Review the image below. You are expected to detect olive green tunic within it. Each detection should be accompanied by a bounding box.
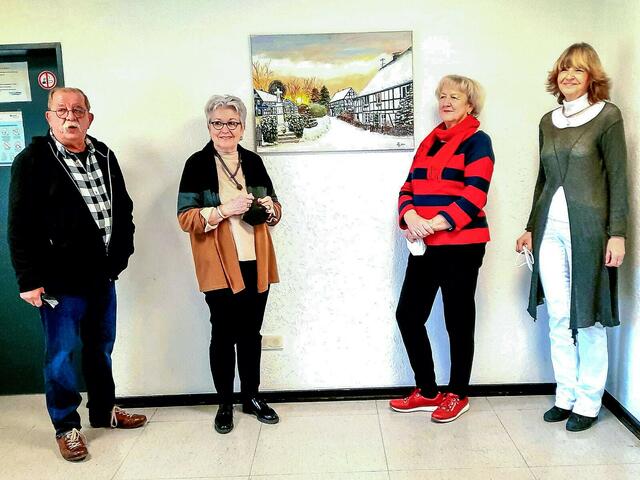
[526,102,628,329]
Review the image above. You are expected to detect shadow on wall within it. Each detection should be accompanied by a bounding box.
[605,36,640,420]
[113,132,213,395]
[388,215,451,386]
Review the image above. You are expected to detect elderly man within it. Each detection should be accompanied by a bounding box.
[8,87,146,462]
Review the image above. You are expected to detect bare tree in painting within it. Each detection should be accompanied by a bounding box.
[284,78,303,103]
[302,77,321,97]
[252,60,274,91]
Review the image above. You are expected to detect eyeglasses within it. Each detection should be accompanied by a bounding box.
[49,107,88,119]
[209,120,241,130]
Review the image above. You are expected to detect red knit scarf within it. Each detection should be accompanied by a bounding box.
[414,115,480,180]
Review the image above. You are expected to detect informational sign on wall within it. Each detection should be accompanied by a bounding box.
[0,62,32,103]
[0,111,26,165]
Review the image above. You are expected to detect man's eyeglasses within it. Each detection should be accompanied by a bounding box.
[49,107,88,119]
[209,120,241,131]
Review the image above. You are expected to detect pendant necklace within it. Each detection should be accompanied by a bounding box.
[562,104,592,127]
[215,152,243,190]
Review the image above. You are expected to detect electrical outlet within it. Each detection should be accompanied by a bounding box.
[262,335,283,350]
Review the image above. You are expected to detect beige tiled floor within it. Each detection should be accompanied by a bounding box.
[1,394,639,480]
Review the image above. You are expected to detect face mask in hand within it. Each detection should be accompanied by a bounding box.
[515,245,534,271]
[406,238,426,256]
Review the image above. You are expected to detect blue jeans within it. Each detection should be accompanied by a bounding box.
[39,282,117,435]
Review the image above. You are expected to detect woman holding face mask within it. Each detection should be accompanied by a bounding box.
[516,43,628,432]
[178,94,281,434]
[391,75,494,423]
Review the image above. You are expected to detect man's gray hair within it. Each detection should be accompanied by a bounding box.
[204,94,247,127]
[48,87,91,110]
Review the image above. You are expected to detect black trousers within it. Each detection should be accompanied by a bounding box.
[204,261,269,404]
[396,243,486,399]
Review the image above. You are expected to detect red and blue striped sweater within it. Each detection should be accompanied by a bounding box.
[398,124,495,245]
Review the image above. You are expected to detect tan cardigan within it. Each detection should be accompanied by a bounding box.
[178,205,280,293]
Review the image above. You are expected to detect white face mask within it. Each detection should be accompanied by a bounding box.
[515,245,534,271]
[406,238,426,256]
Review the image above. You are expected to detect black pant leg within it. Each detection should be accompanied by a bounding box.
[235,261,268,400]
[439,244,486,398]
[395,252,441,397]
[204,289,238,404]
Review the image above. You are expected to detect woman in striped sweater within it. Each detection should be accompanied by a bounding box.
[390,75,495,423]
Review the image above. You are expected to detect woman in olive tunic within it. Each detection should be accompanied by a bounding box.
[516,43,628,432]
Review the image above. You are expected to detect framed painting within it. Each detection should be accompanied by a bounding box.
[251,31,414,153]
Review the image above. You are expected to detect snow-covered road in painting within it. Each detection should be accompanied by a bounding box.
[258,116,414,153]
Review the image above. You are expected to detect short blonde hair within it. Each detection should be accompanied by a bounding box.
[546,43,610,104]
[435,75,485,116]
[47,87,91,110]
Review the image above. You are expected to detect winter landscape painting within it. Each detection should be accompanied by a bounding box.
[251,31,414,153]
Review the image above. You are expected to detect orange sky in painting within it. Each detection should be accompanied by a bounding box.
[251,31,412,97]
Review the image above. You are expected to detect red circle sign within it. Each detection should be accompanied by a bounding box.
[38,71,57,90]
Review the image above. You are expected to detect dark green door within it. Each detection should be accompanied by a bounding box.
[1,43,64,394]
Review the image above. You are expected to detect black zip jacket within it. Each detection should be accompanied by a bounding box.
[8,135,134,294]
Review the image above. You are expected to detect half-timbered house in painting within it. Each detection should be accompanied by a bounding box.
[328,87,357,116]
[253,89,297,118]
[351,47,413,132]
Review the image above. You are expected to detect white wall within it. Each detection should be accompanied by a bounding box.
[595,2,640,421]
[1,0,637,417]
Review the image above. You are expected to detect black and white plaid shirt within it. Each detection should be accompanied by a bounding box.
[50,132,112,246]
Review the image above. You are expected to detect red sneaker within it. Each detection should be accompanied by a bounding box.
[431,393,469,422]
[389,389,445,413]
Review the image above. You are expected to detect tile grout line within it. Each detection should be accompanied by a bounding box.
[107,410,155,480]
[374,399,393,480]
[494,407,532,471]
[248,417,262,478]
[480,393,539,475]
[529,465,542,480]
[375,399,393,480]
[375,398,393,476]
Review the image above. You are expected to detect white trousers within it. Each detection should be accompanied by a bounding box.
[538,217,608,418]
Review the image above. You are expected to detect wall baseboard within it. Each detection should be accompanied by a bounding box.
[602,391,640,440]
[116,383,640,440]
[116,382,556,407]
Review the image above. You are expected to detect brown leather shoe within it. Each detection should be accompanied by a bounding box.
[56,428,88,462]
[109,406,147,429]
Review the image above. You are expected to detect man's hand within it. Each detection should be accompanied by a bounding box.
[20,287,45,307]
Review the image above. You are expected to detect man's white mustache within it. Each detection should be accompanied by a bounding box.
[63,122,82,132]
